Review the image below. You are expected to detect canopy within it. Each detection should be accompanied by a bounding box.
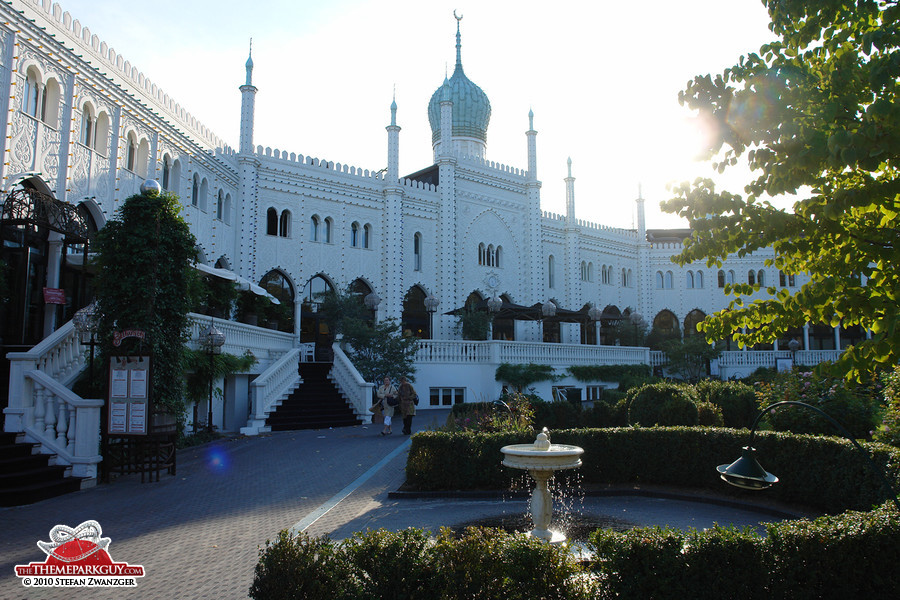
[445,300,623,324]
[193,263,280,304]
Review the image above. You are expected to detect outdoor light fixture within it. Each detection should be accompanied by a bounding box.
[487,296,502,313]
[424,294,440,339]
[199,319,226,433]
[788,337,801,362]
[364,291,381,311]
[588,304,602,322]
[541,299,556,318]
[629,311,643,346]
[73,301,100,394]
[718,400,900,511]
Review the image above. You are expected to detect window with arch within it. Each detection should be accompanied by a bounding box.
[587,261,593,282]
[684,309,707,337]
[548,255,555,289]
[41,77,60,126]
[80,103,95,148]
[581,261,588,281]
[601,265,609,285]
[216,190,225,221]
[324,217,333,243]
[487,244,495,267]
[696,270,703,288]
[162,154,171,190]
[718,270,726,288]
[495,245,502,268]
[95,111,110,155]
[478,243,486,265]
[363,224,371,249]
[757,270,765,286]
[350,222,359,247]
[223,193,232,225]
[266,207,278,236]
[626,269,633,287]
[23,66,40,118]
[748,270,756,285]
[199,178,209,211]
[310,215,319,241]
[125,132,138,172]
[414,232,422,271]
[191,174,200,207]
[727,270,735,285]
[655,271,664,289]
[279,210,291,237]
[687,271,695,289]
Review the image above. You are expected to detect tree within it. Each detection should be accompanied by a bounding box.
[662,1,900,381]
[92,189,198,420]
[455,307,492,340]
[340,317,418,383]
[660,333,721,383]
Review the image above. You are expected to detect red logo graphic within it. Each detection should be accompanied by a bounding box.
[14,520,145,588]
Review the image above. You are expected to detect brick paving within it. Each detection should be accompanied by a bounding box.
[0,407,796,599]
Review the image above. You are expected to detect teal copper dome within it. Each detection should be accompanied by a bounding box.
[427,19,491,144]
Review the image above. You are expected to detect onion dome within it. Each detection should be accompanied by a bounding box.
[427,18,491,146]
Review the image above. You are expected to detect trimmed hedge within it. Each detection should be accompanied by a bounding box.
[406,427,900,514]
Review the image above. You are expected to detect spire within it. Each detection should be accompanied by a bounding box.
[390,85,397,126]
[453,10,464,73]
[528,108,534,131]
[567,156,572,178]
[245,39,254,86]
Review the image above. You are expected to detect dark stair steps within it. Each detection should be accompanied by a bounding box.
[265,363,362,431]
[0,432,83,506]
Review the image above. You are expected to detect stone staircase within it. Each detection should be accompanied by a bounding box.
[265,362,362,431]
[0,431,83,506]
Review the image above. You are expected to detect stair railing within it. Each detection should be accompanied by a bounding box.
[330,343,374,423]
[240,348,301,435]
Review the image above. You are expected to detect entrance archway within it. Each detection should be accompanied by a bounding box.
[300,275,335,356]
[401,286,429,338]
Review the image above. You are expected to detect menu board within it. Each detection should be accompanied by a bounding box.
[107,356,151,435]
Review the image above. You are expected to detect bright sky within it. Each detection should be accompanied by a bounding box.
[54,0,775,229]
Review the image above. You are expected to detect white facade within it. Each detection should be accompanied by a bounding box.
[2,1,853,393]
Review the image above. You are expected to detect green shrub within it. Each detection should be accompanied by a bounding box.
[339,528,437,599]
[532,398,581,430]
[627,382,699,426]
[874,366,900,447]
[696,401,724,426]
[696,379,758,428]
[567,364,653,392]
[446,393,535,434]
[249,531,349,600]
[581,398,627,428]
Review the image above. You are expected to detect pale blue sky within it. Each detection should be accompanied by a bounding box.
[54,0,775,228]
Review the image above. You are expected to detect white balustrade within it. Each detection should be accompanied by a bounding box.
[331,344,374,423]
[187,313,295,368]
[241,348,301,435]
[415,340,649,366]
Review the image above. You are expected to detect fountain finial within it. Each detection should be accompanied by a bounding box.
[534,427,551,451]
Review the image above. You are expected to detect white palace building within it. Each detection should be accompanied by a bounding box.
[0,1,856,485]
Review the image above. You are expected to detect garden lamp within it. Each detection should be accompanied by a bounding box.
[199,319,226,433]
[424,293,440,339]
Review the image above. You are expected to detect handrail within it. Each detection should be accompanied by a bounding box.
[331,344,374,422]
[240,348,301,435]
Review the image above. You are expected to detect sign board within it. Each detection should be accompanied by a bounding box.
[42,288,66,304]
[107,356,151,435]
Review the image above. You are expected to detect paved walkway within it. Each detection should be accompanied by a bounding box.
[1,410,797,599]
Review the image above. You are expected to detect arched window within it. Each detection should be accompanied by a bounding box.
[581,261,588,282]
[696,271,704,288]
[350,222,359,247]
[310,215,319,241]
[626,269,633,287]
[23,67,40,117]
[363,224,371,249]
[41,77,60,126]
[80,103,95,148]
[279,210,291,237]
[687,271,695,289]
[487,244,495,267]
[478,243,486,265]
[199,178,209,212]
[665,271,673,289]
[718,270,726,288]
[136,137,150,177]
[587,261,592,282]
[601,265,608,285]
[548,255,555,289]
[266,208,278,236]
[125,132,138,172]
[779,271,786,287]
[216,190,224,220]
[748,270,756,285]
[161,154,171,190]
[95,111,110,155]
[495,245,502,268]
[727,270,735,285]
[757,270,765,286]
[224,193,232,225]
[414,232,422,271]
[684,309,707,337]
[324,218,333,243]
[655,271,664,289]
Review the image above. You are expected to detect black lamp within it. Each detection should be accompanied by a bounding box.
[718,400,900,511]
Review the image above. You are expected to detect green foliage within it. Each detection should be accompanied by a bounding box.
[407,426,900,514]
[567,364,653,391]
[316,286,372,337]
[874,365,900,447]
[696,379,759,428]
[183,348,257,405]
[696,400,724,426]
[495,363,558,391]
[192,275,239,318]
[92,190,196,421]
[0,258,9,304]
[342,317,417,383]
[445,393,535,434]
[660,333,721,382]
[611,312,649,346]
[755,369,879,438]
[454,307,492,340]
[250,527,596,600]
[662,1,900,381]
[627,382,700,426]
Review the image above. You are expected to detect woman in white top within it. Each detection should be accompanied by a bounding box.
[376,376,398,435]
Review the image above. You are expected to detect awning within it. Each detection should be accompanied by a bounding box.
[193,263,280,304]
[446,300,622,323]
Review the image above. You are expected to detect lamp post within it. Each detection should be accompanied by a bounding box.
[541,299,556,343]
[199,319,226,433]
[487,295,502,340]
[588,303,602,345]
[424,293,440,339]
[73,301,100,394]
[629,311,643,346]
[364,291,381,320]
[788,337,801,364]
[717,400,900,511]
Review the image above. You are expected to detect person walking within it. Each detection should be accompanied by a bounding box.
[376,375,398,435]
[397,376,418,435]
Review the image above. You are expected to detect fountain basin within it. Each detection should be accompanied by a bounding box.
[500,444,583,472]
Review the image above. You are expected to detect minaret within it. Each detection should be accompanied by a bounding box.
[524,110,543,323]
[383,95,404,321]
[563,158,578,338]
[564,157,575,227]
[636,184,651,319]
[436,76,458,339]
[237,42,260,281]
[526,108,538,179]
[239,42,257,155]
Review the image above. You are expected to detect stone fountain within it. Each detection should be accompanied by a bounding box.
[501,428,584,543]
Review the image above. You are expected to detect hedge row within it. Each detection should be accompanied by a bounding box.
[405,427,900,514]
